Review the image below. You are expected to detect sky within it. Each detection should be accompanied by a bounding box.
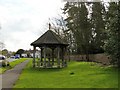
[0,0,65,52]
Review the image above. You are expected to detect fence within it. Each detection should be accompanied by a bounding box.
[65,53,111,65]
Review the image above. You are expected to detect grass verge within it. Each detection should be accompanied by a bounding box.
[14,60,118,88]
[0,58,29,74]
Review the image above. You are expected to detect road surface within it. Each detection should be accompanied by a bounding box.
[1,60,29,89]
[6,58,18,62]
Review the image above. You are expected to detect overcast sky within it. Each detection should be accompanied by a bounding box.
[0,0,65,52]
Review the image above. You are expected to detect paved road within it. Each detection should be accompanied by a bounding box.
[1,60,29,89]
[6,58,18,62]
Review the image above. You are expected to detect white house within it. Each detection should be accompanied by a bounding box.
[30,51,41,58]
[21,53,27,58]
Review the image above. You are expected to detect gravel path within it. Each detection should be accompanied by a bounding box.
[0,60,29,89]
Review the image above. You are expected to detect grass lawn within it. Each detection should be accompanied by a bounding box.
[0,58,29,74]
[14,60,118,88]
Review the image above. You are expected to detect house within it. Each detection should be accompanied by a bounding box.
[21,53,28,58]
[30,50,41,58]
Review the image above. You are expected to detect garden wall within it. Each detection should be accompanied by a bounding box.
[65,53,111,65]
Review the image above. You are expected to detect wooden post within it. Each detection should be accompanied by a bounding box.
[52,48,55,66]
[61,47,64,67]
[57,46,60,68]
[48,54,51,67]
[33,46,36,67]
[40,47,43,66]
[64,47,67,67]
[38,48,41,68]
[44,46,46,68]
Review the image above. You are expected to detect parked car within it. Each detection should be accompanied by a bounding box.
[0,55,10,67]
[15,54,20,59]
[10,56,15,59]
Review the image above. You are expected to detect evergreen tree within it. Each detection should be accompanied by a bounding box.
[90,2,107,54]
[105,2,120,67]
[63,2,91,60]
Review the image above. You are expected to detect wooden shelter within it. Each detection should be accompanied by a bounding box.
[31,29,68,68]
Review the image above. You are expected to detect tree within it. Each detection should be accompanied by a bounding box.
[48,16,74,56]
[89,2,107,54]
[105,2,120,67]
[63,2,92,61]
[0,42,5,51]
[16,49,25,57]
[63,1,107,54]
[63,2,79,54]
[0,42,5,56]
[2,49,8,57]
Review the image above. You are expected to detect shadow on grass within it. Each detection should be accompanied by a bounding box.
[27,66,64,73]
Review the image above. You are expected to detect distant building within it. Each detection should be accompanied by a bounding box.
[21,53,27,58]
[30,50,41,58]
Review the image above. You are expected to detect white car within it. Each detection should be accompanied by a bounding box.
[0,55,9,67]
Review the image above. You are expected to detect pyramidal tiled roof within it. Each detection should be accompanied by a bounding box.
[31,30,68,47]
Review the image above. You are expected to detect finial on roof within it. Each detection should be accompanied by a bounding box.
[49,23,51,30]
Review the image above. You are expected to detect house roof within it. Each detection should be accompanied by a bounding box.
[31,30,68,47]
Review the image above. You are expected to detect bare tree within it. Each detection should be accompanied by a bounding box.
[0,42,5,55]
[0,23,5,55]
